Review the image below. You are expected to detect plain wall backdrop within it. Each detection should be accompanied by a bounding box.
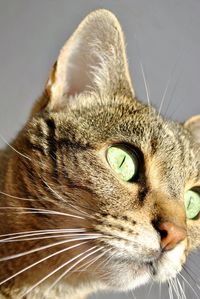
[0,1,200,298]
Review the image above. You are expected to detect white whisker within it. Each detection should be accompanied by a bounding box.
[131,289,137,299]
[0,133,31,161]
[43,180,94,219]
[41,246,103,298]
[159,281,162,299]
[177,277,187,299]
[0,207,85,220]
[158,49,185,118]
[178,272,199,298]
[163,254,199,298]
[0,241,90,286]
[182,265,200,286]
[76,247,111,273]
[0,190,37,201]
[158,78,170,116]
[89,247,114,271]
[147,281,154,297]
[139,61,153,147]
[168,280,174,299]
[140,62,151,107]
[0,236,99,262]
[0,228,86,239]
[1,233,102,243]
[42,180,65,203]
[173,278,181,299]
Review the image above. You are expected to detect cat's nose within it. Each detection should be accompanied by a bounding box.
[158,222,187,251]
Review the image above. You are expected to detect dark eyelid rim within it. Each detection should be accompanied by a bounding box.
[106,142,144,161]
[190,186,200,194]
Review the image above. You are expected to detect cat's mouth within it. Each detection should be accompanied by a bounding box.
[98,240,186,291]
[95,218,187,290]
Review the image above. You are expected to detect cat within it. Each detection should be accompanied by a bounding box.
[0,8,200,299]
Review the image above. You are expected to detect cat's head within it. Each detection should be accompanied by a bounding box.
[15,9,200,291]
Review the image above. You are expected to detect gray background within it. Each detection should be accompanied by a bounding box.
[0,0,200,298]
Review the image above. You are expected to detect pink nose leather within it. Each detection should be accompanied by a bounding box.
[158,222,186,251]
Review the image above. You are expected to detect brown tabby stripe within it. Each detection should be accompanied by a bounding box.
[137,186,149,202]
[45,118,58,180]
[20,160,49,203]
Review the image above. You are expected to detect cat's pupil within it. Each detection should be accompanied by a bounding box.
[118,155,126,168]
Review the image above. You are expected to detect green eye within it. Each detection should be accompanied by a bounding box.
[184,190,200,219]
[106,145,139,182]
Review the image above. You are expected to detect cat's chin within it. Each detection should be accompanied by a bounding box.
[152,241,186,283]
[99,260,151,291]
[101,261,178,292]
[100,242,186,291]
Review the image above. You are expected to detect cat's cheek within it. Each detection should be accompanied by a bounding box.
[154,240,187,282]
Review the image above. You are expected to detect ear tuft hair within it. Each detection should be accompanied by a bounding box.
[43,9,134,111]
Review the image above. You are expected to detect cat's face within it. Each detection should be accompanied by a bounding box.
[15,9,200,292]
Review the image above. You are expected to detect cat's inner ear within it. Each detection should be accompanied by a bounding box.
[184,115,200,144]
[45,9,134,110]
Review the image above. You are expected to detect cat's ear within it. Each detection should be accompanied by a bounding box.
[34,9,134,113]
[184,115,200,144]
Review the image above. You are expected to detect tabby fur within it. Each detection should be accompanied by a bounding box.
[0,9,199,299]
